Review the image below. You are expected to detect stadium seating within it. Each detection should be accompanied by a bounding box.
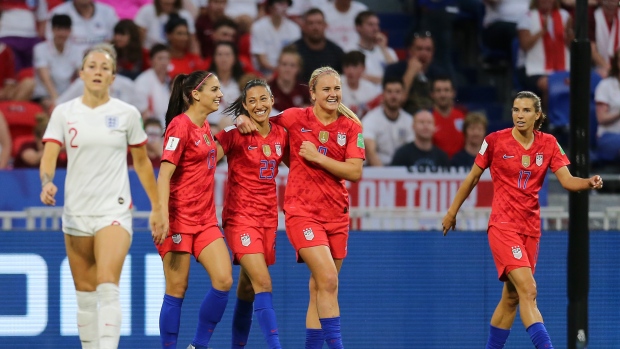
[0,101,42,157]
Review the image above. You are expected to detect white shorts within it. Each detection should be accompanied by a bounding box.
[62,210,133,238]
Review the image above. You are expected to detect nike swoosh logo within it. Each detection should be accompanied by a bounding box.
[248,145,257,150]
[301,128,312,132]
[503,154,514,159]
[67,121,78,125]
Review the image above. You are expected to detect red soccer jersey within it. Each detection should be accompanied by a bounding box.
[475,129,570,237]
[215,123,288,228]
[272,107,366,222]
[432,107,465,158]
[161,114,218,232]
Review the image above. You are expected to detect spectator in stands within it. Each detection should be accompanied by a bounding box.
[482,0,530,61]
[319,0,368,52]
[450,112,488,167]
[202,18,259,76]
[0,111,10,169]
[208,41,244,131]
[165,15,207,79]
[354,11,398,85]
[590,0,620,77]
[250,0,301,78]
[363,77,415,166]
[391,109,449,167]
[341,51,382,118]
[225,0,265,34]
[430,76,465,158]
[13,117,68,169]
[293,8,345,83]
[113,20,149,80]
[384,31,446,115]
[517,0,573,98]
[594,48,620,163]
[0,0,44,72]
[134,0,199,53]
[33,14,82,110]
[287,0,328,23]
[144,118,163,168]
[0,43,34,101]
[269,45,310,112]
[47,0,119,55]
[135,44,171,124]
[195,0,228,57]
[97,0,152,20]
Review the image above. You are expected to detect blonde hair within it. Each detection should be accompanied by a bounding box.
[81,43,118,74]
[308,66,362,128]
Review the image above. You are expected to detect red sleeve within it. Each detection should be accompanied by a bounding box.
[215,126,236,154]
[161,118,187,166]
[345,121,366,160]
[270,108,298,129]
[474,133,494,170]
[549,136,570,172]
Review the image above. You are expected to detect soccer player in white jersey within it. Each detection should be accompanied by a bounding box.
[39,43,164,349]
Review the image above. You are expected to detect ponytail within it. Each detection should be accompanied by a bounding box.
[164,71,215,128]
[338,103,362,128]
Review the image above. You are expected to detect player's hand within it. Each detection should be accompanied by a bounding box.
[150,208,168,245]
[441,212,456,236]
[299,141,322,163]
[236,113,258,134]
[40,182,57,206]
[589,175,603,190]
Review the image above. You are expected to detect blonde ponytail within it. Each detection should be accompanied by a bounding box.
[337,103,362,128]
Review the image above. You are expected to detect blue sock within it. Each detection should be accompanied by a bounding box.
[192,288,229,349]
[231,298,253,348]
[160,294,184,349]
[305,328,324,349]
[526,322,554,349]
[320,317,343,349]
[486,325,511,349]
[254,292,282,349]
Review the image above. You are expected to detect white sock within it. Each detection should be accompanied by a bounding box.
[76,290,99,349]
[97,283,122,349]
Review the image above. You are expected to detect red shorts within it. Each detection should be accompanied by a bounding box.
[488,225,540,281]
[224,224,277,266]
[285,215,349,263]
[156,223,223,260]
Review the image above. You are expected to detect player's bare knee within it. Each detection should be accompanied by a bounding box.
[503,290,520,308]
[166,279,189,298]
[213,274,233,291]
[518,282,538,302]
[251,274,273,293]
[316,272,339,294]
[236,281,255,300]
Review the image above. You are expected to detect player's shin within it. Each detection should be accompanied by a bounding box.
[486,325,511,349]
[76,290,99,349]
[191,287,229,349]
[254,292,282,349]
[160,294,184,348]
[231,298,254,348]
[97,283,122,349]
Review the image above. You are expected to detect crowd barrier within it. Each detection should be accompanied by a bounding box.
[1,230,619,348]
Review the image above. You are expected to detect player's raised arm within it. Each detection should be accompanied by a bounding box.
[442,164,485,236]
[553,166,603,191]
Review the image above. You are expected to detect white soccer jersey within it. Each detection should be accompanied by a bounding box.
[362,106,415,165]
[250,16,301,69]
[43,97,147,215]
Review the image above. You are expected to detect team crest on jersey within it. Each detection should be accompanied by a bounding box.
[319,131,329,144]
[263,144,271,156]
[337,132,346,146]
[172,234,182,244]
[536,153,543,166]
[512,246,523,259]
[203,134,211,145]
[275,143,282,156]
[240,233,251,247]
[303,227,314,241]
[105,115,119,129]
[522,155,531,168]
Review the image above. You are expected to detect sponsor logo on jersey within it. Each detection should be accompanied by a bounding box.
[118,197,124,204]
[275,143,282,156]
[319,131,329,144]
[337,132,346,146]
[195,140,200,146]
[203,134,211,146]
[165,137,180,151]
[172,234,182,244]
[263,144,271,156]
[522,155,530,168]
[248,145,257,150]
[303,228,314,241]
[356,133,364,149]
[479,139,488,155]
[536,153,543,166]
[241,233,251,247]
[512,246,522,259]
[301,128,312,133]
[105,116,119,129]
[557,142,565,155]
[502,154,514,159]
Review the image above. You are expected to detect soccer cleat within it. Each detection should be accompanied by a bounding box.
[186,345,195,349]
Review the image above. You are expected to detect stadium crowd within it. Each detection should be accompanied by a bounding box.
[0,0,619,172]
